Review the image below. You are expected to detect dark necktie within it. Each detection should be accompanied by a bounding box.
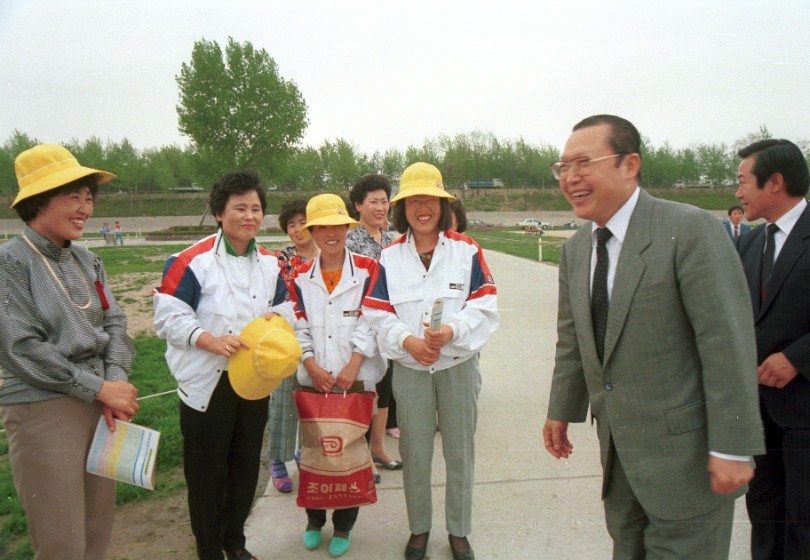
[761,223,779,291]
[592,228,612,363]
[733,225,740,242]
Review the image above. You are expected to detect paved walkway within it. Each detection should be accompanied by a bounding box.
[242,249,753,559]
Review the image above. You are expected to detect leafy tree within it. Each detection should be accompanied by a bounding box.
[282,146,324,191]
[368,148,405,179]
[319,139,367,192]
[733,125,772,155]
[0,130,39,194]
[697,143,734,188]
[176,37,308,184]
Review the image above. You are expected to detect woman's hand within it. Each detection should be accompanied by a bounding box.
[304,357,335,393]
[423,323,453,352]
[335,352,364,391]
[102,404,135,431]
[403,336,440,366]
[196,331,249,358]
[97,380,139,429]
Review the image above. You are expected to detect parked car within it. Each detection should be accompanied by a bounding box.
[467,218,493,228]
[517,218,551,229]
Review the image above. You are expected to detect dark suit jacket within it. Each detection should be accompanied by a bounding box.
[724,221,752,248]
[548,190,764,520]
[738,204,810,427]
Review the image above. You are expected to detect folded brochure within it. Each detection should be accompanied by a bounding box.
[86,416,160,490]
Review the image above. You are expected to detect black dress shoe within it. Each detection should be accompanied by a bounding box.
[449,535,474,560]
[372,453,403,470]
[225,549,258,560]
[404,532,429,560]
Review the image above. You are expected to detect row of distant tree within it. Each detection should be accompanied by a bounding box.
[1,37,807,195]
[5,126,806,196]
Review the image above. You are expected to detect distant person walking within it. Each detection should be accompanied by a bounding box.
[113,221,124,245]
[724,205,751,248]
[100,222,112,245]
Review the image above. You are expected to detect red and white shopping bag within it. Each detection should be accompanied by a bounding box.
[294,389,377,509]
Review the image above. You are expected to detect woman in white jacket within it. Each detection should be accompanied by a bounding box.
[362,163,499,560]
[289,194,385,558]
[154,171,295,560]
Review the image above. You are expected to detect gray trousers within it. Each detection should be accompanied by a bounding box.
[392,356,481,537]
[604,447,734,560]
[0,397,115,560]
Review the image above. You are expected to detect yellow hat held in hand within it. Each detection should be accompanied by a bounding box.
[12,144,116,207]
[301,193,360,236]
[228,316,302,400]
[390,162,456,204]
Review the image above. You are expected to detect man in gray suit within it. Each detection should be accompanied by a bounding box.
[542,115,764,559]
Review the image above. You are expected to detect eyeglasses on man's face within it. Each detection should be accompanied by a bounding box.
[405,196,440,208]
[550,153,626,181]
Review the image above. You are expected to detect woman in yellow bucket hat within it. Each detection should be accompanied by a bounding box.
[0,144,139,560]
[362,162,500,560]
[289,193,386,557]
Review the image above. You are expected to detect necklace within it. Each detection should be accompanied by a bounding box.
[21,233,92,310]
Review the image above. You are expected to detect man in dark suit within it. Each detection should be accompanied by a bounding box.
[724,205,752,248]
[736,139,810,559]
[542,115,764,559]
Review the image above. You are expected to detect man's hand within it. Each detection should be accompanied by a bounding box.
[758,352,799,388]
[543,419,573,459]
[708,455,754,494]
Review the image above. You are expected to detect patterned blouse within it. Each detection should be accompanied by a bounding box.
[276,245,310,283]
[346,226,396,261]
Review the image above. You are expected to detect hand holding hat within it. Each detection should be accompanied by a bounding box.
[228,315,302,400]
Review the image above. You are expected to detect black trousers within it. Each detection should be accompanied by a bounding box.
[306,507,359,533]
[746,400,810,560]
[180,374,269,560]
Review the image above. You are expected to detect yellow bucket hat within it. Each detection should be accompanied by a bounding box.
[302,193,360,236]
[228,316,302,400]
[390,162,456,204]
[12,144,116,208]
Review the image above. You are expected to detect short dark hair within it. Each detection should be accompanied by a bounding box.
[14,178,99,223]
[349,174,391,219]
[727,205,743,216]
[738,139,809,197]
[278,198,308,233]
[391,198,453,234]
[209,170,267,226]
[449,199,468,233]
[573,114,642,181]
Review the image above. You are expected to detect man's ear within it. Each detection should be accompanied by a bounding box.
[622,153,642,180]
[767,172,786,194]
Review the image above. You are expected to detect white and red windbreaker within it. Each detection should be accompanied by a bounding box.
[289,248,386,390]
[363,230,499,373]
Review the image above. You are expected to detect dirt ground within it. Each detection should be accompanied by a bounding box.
[107,273,272,560]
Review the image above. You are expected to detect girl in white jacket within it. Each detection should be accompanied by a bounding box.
[289,194,385,558]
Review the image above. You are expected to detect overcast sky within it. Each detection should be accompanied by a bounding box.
[1,1,808,156]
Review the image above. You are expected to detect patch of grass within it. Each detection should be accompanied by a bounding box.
[468,228,566,264]
[0,336,184,557]
[90,245,189,275]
